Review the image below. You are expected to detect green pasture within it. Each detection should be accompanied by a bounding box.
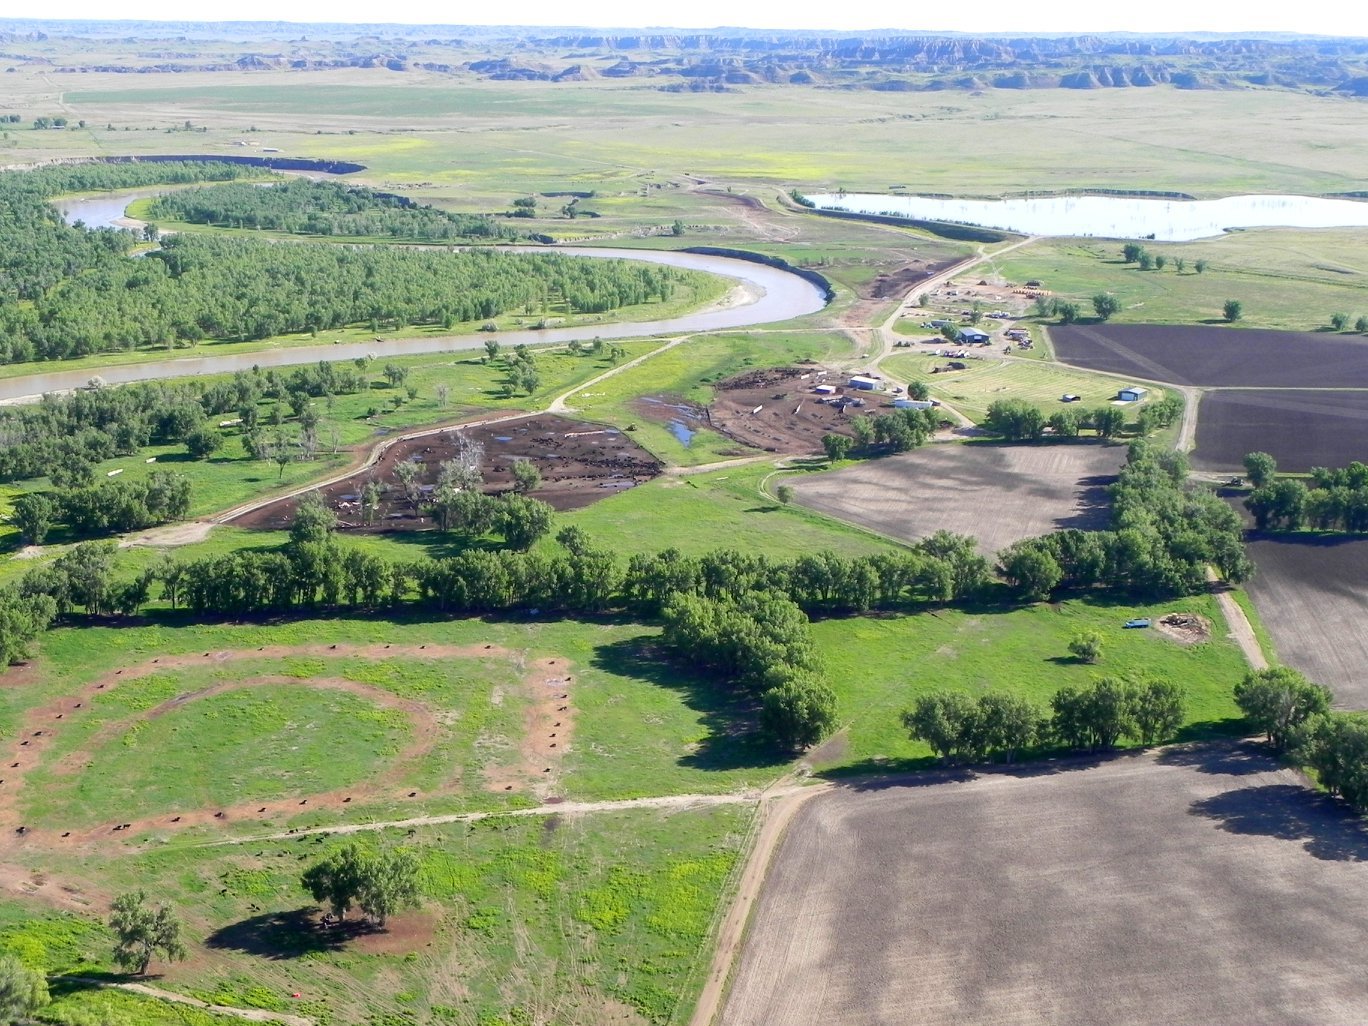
[0,803,751,1026]
[31,77,1368,200]
[994,230,1368,331]
[809,592,1249,775]
[881,354,1170,422]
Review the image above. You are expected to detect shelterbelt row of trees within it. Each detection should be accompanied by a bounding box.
[996,441,1252,600]
[0,160,261,301]
[149,177,518,241]
[0,232,698,362]
[1242,453,1368,533]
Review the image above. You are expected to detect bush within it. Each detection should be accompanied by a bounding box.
[1067,631,1103,663]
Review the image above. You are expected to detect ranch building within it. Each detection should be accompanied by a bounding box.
[848,375,881,391]
[1118,385,1149,402]
[959,327,991,343]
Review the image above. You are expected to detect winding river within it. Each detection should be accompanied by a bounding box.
[0,193,828,403]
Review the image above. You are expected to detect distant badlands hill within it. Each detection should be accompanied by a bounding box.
[2,21,1368,96]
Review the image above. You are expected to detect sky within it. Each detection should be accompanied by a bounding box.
[16,0,1368,38]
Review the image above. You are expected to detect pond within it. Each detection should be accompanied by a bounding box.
[803,192,1368,242]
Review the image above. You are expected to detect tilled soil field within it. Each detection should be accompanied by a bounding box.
[791,442,1124,556]
[722,742,1368,1026]
[1243,533,1368,705]
[1194,390,1368,472]
[1051,324,1368,388]
[235,414,663,531]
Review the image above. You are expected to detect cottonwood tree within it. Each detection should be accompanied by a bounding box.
[1242,451,1277,488]
[761,675,838,751]
[1092,293,1121,321]
[109,891,187,975]
[302,844,421,928]
[1223,299,1243,322]
[1234,667,1333,752]
[511,459,541,494]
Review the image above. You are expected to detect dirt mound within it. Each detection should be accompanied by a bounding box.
[865,258,961,300]
[1155,612,1212,645]
[234,414,663,532]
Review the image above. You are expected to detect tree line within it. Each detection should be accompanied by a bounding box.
[820,406,939,461]
[12,471,190,545]
[903,675,1187,764]
[996,440,1252,601]
[148,177,518,242]
[0,230,698,363]
[1243,453,1368,533]
[983,394,1181,442]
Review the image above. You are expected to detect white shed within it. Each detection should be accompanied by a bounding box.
[848,375,881,391]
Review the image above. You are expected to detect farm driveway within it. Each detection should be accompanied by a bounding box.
[720,742,1368,1026]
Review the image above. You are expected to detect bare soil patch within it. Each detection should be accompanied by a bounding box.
[483,657,577,800]
[1242,533,1368,706]
[1051,324,1368,388]
[233,414,662,531]
[706,367,867,454]
[792,442,1124,555]
[722,742,1368,1026]
[1194,390,1368,472]
[1153,612,1212,645]
[865,259,961,300]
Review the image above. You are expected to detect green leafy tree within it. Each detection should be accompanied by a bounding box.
[302,844,367,922]
[1138,253,1154,271]
[1153,255,1167,271]
[9,493,54,546]
[975,693,1039,763]
[1242,451,1277,488]
[1174,257,1186,273]
[357,847,421,928]
[761,675,838,751]
[498,494,554,550]
[1054,301,1080,324]
[1092,293,1121,321]
[907,380,930,401]
[822,433,853,462]
[1294,713,1368,811]
[109,891,187,975]
[1121,243,1145,263]
[1330,312,1350,331]
[1234,667,1333,752]
[1356,316,1368,334]
[1050,678,1134,752]
[1194,259,1208,274]
[775,484,794,504]
[1068,631,1103,664]
[185,424,222,460]
[997,540,1062,601]
[511,459,541,494]
[1130,677,1186,746]
[1223,299,1242,322]
[0,954,48,1022]
[902,692,981,764]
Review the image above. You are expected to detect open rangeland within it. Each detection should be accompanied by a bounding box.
[721,742,1368,1026]
[1049,324,1368,388]
[1241,534,1368,705]
[790,442,1125,556]
[1193,390,1368,472]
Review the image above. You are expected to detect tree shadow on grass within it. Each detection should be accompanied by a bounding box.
[823,747,1134,789]
[204,907,368,960]
[1189,783,1368,861]
[590,636,785,773]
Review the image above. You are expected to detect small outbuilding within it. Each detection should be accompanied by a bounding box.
[1118,385,1149,402]
[848,375,881,391]
[959,327,991,344]
[813,384,837,395]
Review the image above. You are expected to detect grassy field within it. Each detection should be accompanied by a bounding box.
[881,354,1174,422]
[1,803,753,1026]
[992,231,1368,331]
[809,593,1249,774]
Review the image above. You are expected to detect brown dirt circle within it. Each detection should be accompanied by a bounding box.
[0,643,577,852]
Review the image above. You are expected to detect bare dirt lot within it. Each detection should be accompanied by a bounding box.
[1194,390,1368,472]
[791,442,1125,555]
[721,742,1368,1026]
[634,366,880,455]
[1051,324,1368,388]
[1242,533,1368,705]
[235,414,663,531]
